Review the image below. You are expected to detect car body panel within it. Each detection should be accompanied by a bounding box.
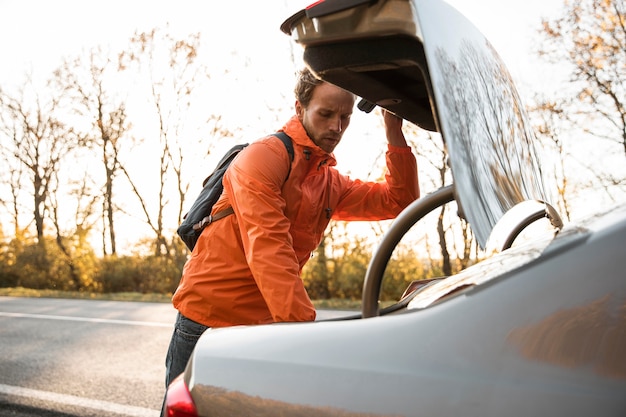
[186,204,626,416]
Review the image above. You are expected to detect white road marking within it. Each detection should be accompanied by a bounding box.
[0,383,157,416]
[0,312,171,327]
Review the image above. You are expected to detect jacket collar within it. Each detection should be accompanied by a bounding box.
[282,115,338,167]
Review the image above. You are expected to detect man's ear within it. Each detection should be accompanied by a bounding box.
[295,100,304,120]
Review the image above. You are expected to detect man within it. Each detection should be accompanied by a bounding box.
[164,68,420,387]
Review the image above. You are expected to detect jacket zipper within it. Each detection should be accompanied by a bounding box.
[302,148,333,219]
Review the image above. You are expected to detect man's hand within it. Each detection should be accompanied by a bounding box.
[382,109,407,147]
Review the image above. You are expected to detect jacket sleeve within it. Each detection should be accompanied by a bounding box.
[222,139,316,323]
[333,145,419,220]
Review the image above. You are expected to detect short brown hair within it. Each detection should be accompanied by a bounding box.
[294,67,323,108]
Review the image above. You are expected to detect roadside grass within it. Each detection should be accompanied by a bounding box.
[0,287,172,303]
[0,287,363,310]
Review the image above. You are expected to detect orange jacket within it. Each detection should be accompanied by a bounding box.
[172,116,419,328]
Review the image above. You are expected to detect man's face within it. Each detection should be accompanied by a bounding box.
[296,82,355,154]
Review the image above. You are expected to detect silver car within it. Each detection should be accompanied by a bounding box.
[163,0,626,416]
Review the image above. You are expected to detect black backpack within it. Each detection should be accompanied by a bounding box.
[177,132,294,251]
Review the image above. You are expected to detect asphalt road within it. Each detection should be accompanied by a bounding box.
[0,296,176,417]
[0,296,355,417]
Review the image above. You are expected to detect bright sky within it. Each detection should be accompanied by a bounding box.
[0,0,564,96]
[0,0,568,250]
[0,0,567,171]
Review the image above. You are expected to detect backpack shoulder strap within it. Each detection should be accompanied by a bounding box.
[272,131,294,181]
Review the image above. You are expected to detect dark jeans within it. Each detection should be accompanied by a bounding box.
[164,312,210,387]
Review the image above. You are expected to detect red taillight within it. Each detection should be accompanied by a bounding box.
[164,376,199,417]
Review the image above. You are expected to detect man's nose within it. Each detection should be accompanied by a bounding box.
[329,117,342,133]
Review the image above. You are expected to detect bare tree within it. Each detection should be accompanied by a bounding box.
[402,124,477,275]
[530,98,573,221]
[539,0,625,153]
[530,0,625,211]
[48,171,94,289]
[118,27,229,256]
[50,46,130,256]
[0,80,82,246]
[0,147,27,239]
